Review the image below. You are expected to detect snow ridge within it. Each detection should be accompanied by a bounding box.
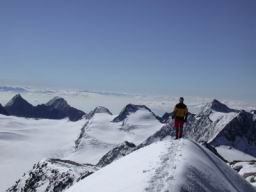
[145,139,184,192]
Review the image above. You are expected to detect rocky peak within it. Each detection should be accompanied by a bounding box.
[210,99,235,113]
[5,94,33,108]
[46,97,69,110]
[86,106,112,119]
[93,106,112,115]
[112,104,155,122]
[201,99,237,114]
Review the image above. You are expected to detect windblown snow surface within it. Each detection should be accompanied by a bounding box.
[67,138,255,192]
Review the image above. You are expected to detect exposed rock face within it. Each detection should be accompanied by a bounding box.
[97,141,136,167]
[210,99,239,113]
[46,97,85,121]
[186,99,238,142]
[137,124,174,148]
[5,94,34,117]
[0,103,9,116]
[161,112,172,123]
[210,111,256,157]
[7,159,97,192]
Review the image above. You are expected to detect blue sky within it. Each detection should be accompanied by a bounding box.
[0,0,255,101]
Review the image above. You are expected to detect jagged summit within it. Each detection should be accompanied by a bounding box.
[5,94,33,108]
[85,106,112,119]
[3,95,85,121]
[46,96,70,110]
[46,97,85,121]
[5,94,34,117]
[202,99,237,114]
[93,106,112,115]
[210,99,235,112]
[112,104,160,122]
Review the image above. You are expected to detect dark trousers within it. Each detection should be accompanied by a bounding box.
[175,119,184,139]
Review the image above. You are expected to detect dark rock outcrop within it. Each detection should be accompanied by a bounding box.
[5,94,34,117]
[7,159,97,192]
[97,141,136,167]
[210,111,256,157]
[137,124,174,148]
[4,95,85,121]
[161,112,172,123]
[0,103,9,116]
[46,97,85,121]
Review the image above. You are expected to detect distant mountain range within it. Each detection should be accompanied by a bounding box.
[2,94,85,121]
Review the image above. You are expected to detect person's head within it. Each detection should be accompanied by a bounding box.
[179,97,184,103]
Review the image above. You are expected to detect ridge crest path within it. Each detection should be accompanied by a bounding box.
[145,138,185,192]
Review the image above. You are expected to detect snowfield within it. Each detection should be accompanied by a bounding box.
[67,138,255,192]
[66,109,163,164]
[0,115,85,191]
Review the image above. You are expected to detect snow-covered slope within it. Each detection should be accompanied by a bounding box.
[0,115,86,191]
[66,138,255,192]
[67,105,163,164]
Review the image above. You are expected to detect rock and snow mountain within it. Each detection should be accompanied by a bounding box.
[112,104,162,122]
[3,95,85,121]
[66,139,255,192]
[210,111,256,157]
[67,104,163,164]
[7,159,97,192]
[187,99,256,160]
[85,106,112,119]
